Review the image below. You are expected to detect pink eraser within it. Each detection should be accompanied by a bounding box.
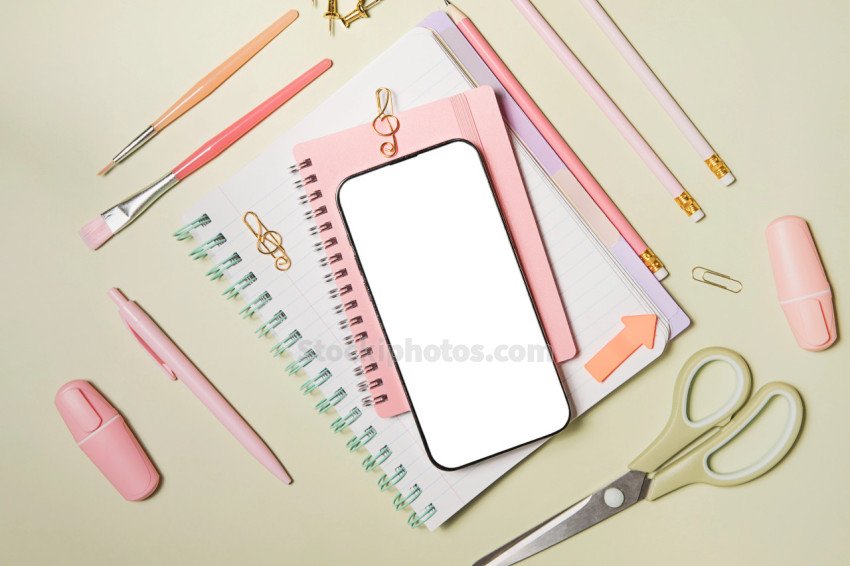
[55,380,160,501]
[766,216,837,351]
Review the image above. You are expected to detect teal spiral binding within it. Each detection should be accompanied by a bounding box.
[189,233,226,260]
[286,349,316,375]
[378,465,406,492]
[256,310,287,338]
[393,484,421,510]
[331,407,361,433]
[222,272,256,300]
[290,162,427,529]
[347,426,377,452]
[176,170,437,531]
[315,387,346,414]
[408,504,436,528]
[206,253,241,281]
[301,368,332,394]
[362,445,391,472]
[173,214,211,240]
[270,330,302,358]
[239,292,272,319]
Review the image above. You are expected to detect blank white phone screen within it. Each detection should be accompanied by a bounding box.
[338,140,570,469]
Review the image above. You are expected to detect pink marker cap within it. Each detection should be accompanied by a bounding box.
[766,216,837,351]
[55,380,160,500]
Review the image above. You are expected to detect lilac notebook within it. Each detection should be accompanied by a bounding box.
[421,11,690,337]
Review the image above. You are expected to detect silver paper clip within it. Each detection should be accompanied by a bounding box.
[691,267,742,293]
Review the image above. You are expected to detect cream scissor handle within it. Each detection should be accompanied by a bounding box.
[644,382,804,500]
[630,347,753,473]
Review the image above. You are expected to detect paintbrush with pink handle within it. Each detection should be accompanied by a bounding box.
[81,58,332,250]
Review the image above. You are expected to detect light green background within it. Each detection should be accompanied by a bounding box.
[1,1,848,564]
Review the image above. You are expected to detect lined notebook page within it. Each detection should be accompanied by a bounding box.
[514,146,670,414]
[181,28,668,530]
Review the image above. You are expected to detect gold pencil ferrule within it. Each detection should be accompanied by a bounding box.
[705,153,730,180]
[674,191,701,217]
[639,249,665,274]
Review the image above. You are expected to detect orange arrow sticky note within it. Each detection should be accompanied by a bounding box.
[585,314,657,382]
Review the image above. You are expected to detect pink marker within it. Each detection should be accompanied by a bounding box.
[109,287,292,484]
[56,380,160,501]
[766,216,837,351]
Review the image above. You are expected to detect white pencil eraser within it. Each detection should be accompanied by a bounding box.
[689,209,705,222]
[719,172,735,186]
[654,267,669,281]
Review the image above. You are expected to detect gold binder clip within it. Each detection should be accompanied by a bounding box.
[691,266,742,293]
[372,87,400,158]
[243,211,292,271]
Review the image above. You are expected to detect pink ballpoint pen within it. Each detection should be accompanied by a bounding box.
[109,288,292,485]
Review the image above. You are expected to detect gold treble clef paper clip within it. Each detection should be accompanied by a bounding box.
[372,87,400,158]
[691,266,742,293]
[243,211,292,271]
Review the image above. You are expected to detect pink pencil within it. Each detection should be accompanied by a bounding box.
[81,58,333,250]
[578,0,734,186]
[510,0,704,222]
[444,1,667,279]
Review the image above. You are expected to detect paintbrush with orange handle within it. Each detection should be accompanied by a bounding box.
[98,9,299,176]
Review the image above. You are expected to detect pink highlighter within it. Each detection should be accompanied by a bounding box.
[55,381,160,501]
[766,216,837,351]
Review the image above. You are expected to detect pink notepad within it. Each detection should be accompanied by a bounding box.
[293,86,576,417]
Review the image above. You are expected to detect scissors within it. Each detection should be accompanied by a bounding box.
[475,347,804,566]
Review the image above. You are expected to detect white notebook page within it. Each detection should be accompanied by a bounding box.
[181,28,668,530]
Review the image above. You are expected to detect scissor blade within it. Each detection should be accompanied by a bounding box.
[474,470,648,566]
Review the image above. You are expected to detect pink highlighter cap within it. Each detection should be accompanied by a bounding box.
[55,380,160,500]
[766,216,836,351]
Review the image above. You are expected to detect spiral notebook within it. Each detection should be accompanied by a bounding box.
[293,85,576,419]
[175,26,684,530]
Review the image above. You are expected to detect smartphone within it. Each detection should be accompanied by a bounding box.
[337,139,570,470]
